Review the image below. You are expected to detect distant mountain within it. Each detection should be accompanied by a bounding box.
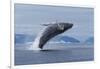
[15,34,80,44]
[15,34,35,44]
[85,37,94,44]
[50,36,80,43]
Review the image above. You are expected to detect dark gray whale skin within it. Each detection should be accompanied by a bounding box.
[39,23,73,49]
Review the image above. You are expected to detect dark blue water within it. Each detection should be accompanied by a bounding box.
[15,44,94,65]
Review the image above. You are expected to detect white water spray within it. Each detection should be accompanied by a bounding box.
[29,27,47,50]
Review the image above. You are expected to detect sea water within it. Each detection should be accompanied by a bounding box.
[15,43,94,65]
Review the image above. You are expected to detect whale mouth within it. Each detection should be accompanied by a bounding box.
[70,24,73,27]
[68,23,73,28]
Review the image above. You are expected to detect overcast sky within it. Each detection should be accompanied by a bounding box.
[14,3,94,41]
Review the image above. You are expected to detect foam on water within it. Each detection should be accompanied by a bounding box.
[29,27,47,50]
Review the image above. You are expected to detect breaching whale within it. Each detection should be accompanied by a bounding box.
[37,22,73,49]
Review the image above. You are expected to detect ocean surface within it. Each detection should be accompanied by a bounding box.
[15,43,94,65]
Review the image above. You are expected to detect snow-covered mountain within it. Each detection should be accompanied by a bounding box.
[85,37,94,44]
[15,34,80,44]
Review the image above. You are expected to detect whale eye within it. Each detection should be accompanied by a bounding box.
[57,24,64,30]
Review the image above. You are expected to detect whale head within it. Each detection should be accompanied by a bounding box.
[57,23,73,31]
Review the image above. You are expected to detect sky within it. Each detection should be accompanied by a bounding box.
[14,3,94,41]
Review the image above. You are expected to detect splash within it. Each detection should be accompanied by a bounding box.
[29,27,47,50]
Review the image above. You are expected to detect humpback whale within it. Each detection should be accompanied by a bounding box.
[37,22,73,49]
